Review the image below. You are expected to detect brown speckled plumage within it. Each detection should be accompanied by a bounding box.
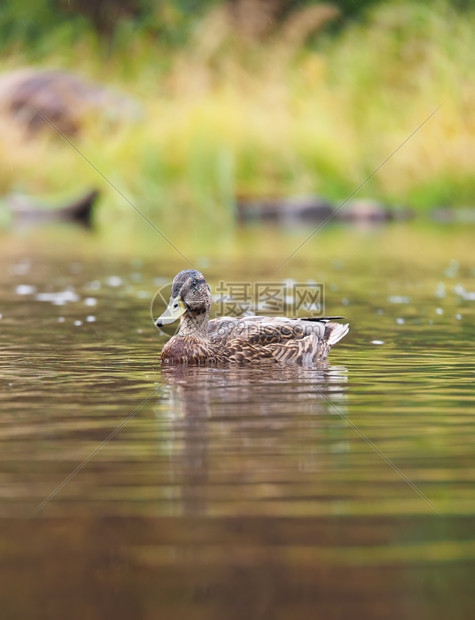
[157,270,349,366]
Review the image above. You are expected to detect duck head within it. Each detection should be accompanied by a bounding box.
[155,269,212,328]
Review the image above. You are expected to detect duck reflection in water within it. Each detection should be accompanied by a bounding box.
[159,364,348,517]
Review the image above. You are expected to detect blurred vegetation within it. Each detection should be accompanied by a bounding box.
[0,0,474,227]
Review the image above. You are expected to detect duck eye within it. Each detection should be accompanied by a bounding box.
[173,303,179,308]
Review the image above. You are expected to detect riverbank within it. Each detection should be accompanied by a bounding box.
[0,1,473,226]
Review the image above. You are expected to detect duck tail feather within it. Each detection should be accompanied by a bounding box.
[327,322,350,347]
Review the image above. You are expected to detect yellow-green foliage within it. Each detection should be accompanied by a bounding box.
[0,1,473,226]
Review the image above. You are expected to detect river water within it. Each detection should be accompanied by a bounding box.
[0,221,474,618]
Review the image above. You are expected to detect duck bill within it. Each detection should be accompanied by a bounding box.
[155,296,186,327]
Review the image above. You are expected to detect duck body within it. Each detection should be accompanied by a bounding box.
[157,270,349,366]
[161,334,223,365]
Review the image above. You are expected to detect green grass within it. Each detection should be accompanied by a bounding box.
[0,0,474,228]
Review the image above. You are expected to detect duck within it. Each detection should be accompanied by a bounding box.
[155,269,349,366]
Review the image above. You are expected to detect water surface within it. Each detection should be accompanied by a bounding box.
[0,222,474,618]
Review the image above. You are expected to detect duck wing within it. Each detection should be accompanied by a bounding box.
[267,323,349,364]
[208,316,348,349]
